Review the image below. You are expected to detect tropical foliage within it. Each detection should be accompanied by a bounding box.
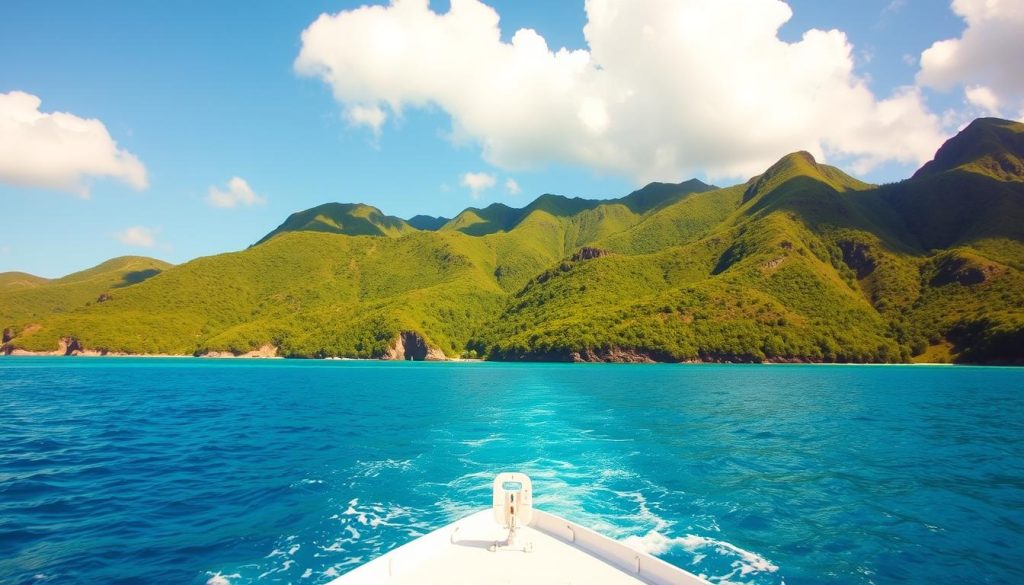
[3,118,1022,364]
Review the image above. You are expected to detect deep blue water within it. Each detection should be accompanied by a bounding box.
[1,359,1023,585]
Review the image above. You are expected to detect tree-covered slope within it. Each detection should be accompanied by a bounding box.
[256,202,416,244]
[913,117,1024,181]
[8,232,515,357]
[881,118,1024,263]
[476,153,907,362]
[474,122,1024,364]
[406,215,450,231]
[4,118,1022,364]
[0,256,171,341]
[0,272,49,289]
[438,180,713,238]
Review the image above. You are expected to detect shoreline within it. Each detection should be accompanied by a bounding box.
[0,352,1000,366]
[3,338,1016,366]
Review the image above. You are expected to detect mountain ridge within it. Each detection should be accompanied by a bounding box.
[3,118,1022,364]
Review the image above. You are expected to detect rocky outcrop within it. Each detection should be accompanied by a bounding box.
[838,241,876,279]
[1,327,12,343]
[3,336,85,356]
[535,248,613,285]
[200,343,279,358]
[242,343,279,358]
[931,255,1003,286]
[97,293,114,303]
[570,348,659,363]
[383,331,446,361]
[760,256,787,271]
[570,247,611,262]
[59,337,83,355]
[492,346,819,364]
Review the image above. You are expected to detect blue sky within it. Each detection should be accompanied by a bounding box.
[1,0,1020,277]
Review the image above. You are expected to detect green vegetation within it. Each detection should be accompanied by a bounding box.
[3,118,1023,364]
[256,202,417,244]
[1,256,170,341]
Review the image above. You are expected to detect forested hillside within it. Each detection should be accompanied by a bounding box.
[3,118,1022,364]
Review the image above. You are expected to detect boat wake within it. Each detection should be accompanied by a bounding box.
[202,411,785,585]
[623,530,780,584]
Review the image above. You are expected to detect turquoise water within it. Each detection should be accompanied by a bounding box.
[1,359,1022,584]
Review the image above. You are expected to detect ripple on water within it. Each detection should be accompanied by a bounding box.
[1,359,1022,585]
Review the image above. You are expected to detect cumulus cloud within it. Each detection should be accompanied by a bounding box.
[296,0,946,182]
[207,177,266,209]
[0,90,147,196]
[460,171,496,198]
[344,103,388,135]
[116,226,157,248]
[505,178,521,195]
[965,85,1000,115]
[918,0,1024,118]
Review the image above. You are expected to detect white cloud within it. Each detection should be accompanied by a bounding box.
[918,0,1024,118]
[207,177,266,209]
[296,0,946,182]
[116,226,157,248]
[0,91,147,197]
[344,103,388,135]
[965,85,1000,115]
[505,178,521,195]
[460,171,496,198]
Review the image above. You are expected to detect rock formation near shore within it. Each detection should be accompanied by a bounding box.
[383,331,446,361]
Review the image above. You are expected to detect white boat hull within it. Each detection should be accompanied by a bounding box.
[327,508,711,585]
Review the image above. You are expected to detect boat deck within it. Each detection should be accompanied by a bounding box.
[328,509,709,585]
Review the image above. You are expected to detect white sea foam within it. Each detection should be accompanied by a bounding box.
[342,498,367,524]
[459,434,505,447]
[600,468,637,480]
[612,489,672,534]
[622,530,779,579]
[336,556,365,568]
[321,541,345,552]
[342,497,425,532]
[205,572,239,585]
[353,458,415,478]
[301,568,313,579]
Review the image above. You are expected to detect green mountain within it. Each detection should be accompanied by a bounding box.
[256,202,416,244]
[0,272,49,289]
[3,118,1022,363]
[913,117,1024,181]
[406,215,450,231]
[438,180,714,238]
[1,256,171,343]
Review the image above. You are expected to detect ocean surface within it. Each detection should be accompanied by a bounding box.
[1,359,1022,585]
